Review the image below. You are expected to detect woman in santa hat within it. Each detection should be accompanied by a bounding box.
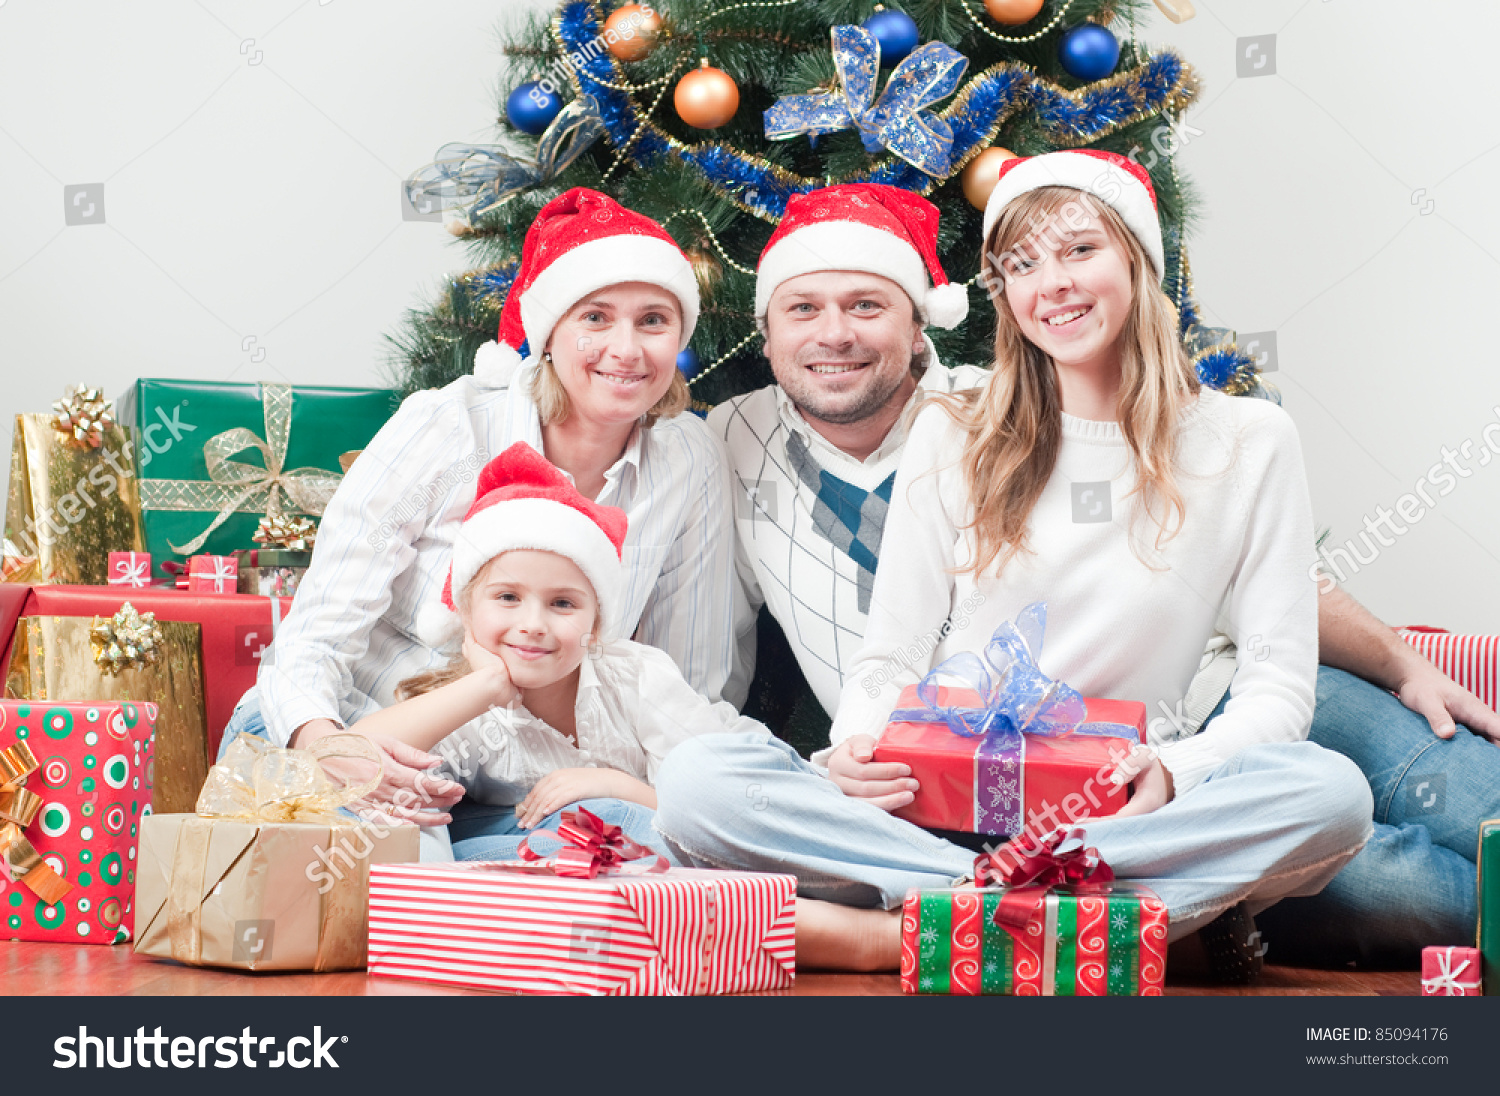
[225,188,743,860]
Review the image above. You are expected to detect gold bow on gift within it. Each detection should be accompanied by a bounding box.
[196,733,383,824]
[253,514,318,552]
[135,384,343,557]
[0,742,74,905]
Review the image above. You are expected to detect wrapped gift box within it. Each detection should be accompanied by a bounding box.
[1482,818,1500,996]
[4,412,146,586]
[872,684,1147,837]
[134,813,418,971]
[185,554,238,594]
[2,699,155,944]
[368,861,797,995]
[1399,629,1498,712]
[1421,945,1482,996]
[0,584,289,775]
[116,380,398,582]
[107,551,152,588]
[235,548,311,598]
[901,881,1167,996]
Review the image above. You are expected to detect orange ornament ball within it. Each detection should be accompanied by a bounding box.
[674,62,739,129]
[961,146,1019,211]
[983,0,1045,24]
[604,4,663,62]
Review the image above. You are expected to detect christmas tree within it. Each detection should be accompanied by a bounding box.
[390,0,1261,409]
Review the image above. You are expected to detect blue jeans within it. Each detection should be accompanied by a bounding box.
[653,732,1372,942]
[1252,666,1500,967]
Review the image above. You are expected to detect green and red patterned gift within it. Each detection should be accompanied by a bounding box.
[116,380,399,583]
[901,827,1167,996]
[1,699,155,944]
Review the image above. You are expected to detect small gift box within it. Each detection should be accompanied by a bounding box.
[234,549,312,598]
[1481,818,1500,995]
[1421,945,1481,996]
[185,554,238,594]
[107,551,153,588]
[133,734,418,971]
[368,808,797,995]
[1,700,156,944]
[873,603,1146,837]
[901,828,1166,996]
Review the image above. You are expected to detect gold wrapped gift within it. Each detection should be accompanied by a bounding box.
[6,608,207,814]
[4,412,145,586]
[133,734,419,971]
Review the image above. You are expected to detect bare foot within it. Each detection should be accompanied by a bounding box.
[795,897,902,971]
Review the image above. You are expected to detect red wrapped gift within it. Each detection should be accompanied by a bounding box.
[1,699,155,944]
[106,551,152,588]
[0,584,288,761]
[873,684,1145,837]
[1421,945,1482,996]
[1400,629,1498,711]
[185,554,238,594]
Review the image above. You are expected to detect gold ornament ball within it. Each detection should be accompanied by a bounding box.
[605,4,662,62]
[983,0,1045,24]
[961,146,1019,210]
[674,62,739,129]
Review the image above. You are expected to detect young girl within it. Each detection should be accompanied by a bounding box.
[352,440,761,861]
[650,151,1373,976]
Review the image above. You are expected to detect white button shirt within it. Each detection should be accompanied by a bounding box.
[256,361,742,744]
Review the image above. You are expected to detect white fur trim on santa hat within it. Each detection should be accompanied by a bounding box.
[755,220,939,330]
[448,496,624,643]
[519,234,700,361]
[416,601,464,651]
[981,154,1164,280]
[472,339,524,389]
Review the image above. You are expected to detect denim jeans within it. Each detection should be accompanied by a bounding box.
[219,689,673,865]
[653,732,1372,942]
[1252,666,1500,967]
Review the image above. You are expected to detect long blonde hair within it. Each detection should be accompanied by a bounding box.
[936,186,1199,579]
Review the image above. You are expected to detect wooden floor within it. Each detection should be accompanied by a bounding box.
[2,941,1422,996]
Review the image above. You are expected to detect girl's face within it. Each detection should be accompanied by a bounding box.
[995,202,1134,381]
[463,550,598,692]
[545,281,683,428]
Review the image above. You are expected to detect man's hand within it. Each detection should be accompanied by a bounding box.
[1111,746,1174,818]
[1396,662,1500,744]
[826,734,918,812]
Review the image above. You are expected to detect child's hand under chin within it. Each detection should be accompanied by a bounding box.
[463,631,518,709]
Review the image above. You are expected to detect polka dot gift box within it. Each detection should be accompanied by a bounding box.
[0,700,155,945]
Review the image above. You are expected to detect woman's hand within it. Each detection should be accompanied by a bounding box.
[516,768,650,829]
[1110,746,1175,818]
[463,632,517,710]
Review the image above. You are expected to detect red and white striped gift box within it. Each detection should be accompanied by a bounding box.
[367,862,797,996]
[1400,630,1499,711]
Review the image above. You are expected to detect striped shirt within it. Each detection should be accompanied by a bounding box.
[257,361,741,745]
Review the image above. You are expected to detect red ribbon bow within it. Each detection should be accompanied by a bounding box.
[974,826,1114,934]
[518,806,669,879]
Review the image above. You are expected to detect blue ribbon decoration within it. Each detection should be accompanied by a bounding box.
[404,95,606,219]
[763,25,968,178]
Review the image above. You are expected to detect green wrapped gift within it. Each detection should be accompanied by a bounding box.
[116,381,399,582]
[1482,818,1500,995]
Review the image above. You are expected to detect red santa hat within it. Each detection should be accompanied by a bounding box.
[416,441,628,651]
[472,188,701,387]
[754,183,969,332]
[981,149,1165,280]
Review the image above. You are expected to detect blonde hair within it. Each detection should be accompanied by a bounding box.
[935,186,1199,579]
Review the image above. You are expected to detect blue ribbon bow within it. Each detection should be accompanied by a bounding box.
[890,602,1132,742]
[404,95,606,219]
[763,25,967,178]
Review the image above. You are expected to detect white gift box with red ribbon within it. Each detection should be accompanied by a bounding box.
[367,861,796,995]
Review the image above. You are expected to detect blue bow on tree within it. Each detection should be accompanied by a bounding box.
[404,95,606,219]
[763,25,967,178]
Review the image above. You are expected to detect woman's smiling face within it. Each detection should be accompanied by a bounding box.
[545,281,683,427]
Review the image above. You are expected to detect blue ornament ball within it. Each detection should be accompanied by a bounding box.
[506,81,563,135]
[1058,24,1120,81]
[676,347,701,378]
[863,8,920,67]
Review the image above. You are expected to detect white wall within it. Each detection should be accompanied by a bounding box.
[3,0,1496,630]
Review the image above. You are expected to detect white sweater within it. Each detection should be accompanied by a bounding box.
[828,388,1319,796]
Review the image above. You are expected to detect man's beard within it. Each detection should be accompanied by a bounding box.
[778,347,913,426]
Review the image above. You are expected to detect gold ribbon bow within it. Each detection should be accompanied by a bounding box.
[0,741,74,905]
[195,732,383,824]
[135,384,343,556]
